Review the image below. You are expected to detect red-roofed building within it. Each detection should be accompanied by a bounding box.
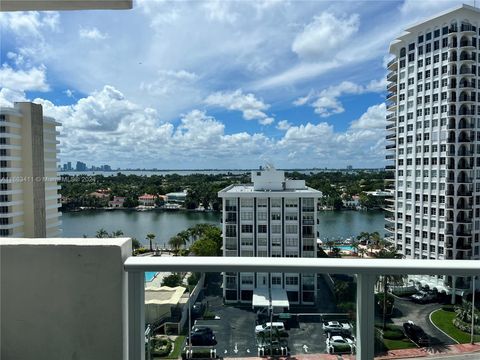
[138,194,156,206]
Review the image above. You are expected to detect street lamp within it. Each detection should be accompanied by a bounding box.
[471,275,476,344]
[188,287,192,358]
[145,325,151,360]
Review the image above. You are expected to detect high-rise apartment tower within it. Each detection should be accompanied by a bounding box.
[0,102,61,237]
[386,5,480,293]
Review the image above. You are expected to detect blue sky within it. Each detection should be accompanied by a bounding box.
[0,0,471,169]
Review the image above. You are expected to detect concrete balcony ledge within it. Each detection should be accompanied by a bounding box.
[1,237,132,360]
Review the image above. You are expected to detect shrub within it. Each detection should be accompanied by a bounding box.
[337,302,355,313]
[203,310,216,320]
[442,305,455,312]
[383,324,403,332]
[188,272,201,286]
[162,274,183,287]
[376,292,395,315]
[383,330,405,340]
[150,338,173,357]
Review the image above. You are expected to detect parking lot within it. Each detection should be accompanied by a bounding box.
[193,306,331,357]
[187,273,341,357]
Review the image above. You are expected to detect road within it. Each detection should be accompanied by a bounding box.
[390,296,456,346]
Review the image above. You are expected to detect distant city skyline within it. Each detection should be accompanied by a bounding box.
[0,0,471,168]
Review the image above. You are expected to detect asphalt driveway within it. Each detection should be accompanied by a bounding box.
[389,296,456,347]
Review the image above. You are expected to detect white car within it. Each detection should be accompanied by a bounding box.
[322,321,352,333]
[255,322,285,334]
[326,335,355,346]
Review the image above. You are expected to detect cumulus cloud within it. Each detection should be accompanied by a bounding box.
[79,27,108,40]
[294,79,385,117]
[0,88,27,107]
[0,64,49,92]
[0,11,59,37]
[276,120,291,131]
[400,0,463,14]
[350,103,386,130]
[205,89,274,125]
[292,12,360,60]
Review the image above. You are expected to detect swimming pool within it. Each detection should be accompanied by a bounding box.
[336,246,355,252]
[145,272,157,282]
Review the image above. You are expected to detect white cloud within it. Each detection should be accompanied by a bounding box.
[292,12,360,60]
[276,120,291,131]
[0,11,59,37]
[350,103,386,130]
[79,27,108,40]
[400,0,463,15]
[64,89,75,98]
[202,0,238,23]
[0,88,27,107]
[0,64,49,92]
[205,89,274,125]
[294,79,386,117]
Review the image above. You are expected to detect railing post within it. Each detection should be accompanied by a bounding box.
[356,273,375,360]
[128,271,145,360]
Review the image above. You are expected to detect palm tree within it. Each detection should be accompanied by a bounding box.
[376,247,404,329]
[168,235,185,255]
[111,230,124,237]
[178,230,190,246]
[96,228,109,238]
[351,241,360,255]
[146,233,156,252]
[358,247,367,258]
[324,239,335,253]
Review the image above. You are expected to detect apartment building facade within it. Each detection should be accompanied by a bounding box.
[218,166,322,305]
[0,102,61,237]
[386,5,480,293]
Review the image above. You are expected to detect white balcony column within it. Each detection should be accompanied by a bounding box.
[356,273,376,360]
[128,271,145,360]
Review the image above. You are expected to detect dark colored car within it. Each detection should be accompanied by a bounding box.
[192,302,205,318]
[190,332,216,346]
[191,326,213,336]
[403,321,429,346]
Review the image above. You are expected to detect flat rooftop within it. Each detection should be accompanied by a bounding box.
[220,184,322,194]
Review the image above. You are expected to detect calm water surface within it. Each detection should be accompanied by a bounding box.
[61,209,385,246]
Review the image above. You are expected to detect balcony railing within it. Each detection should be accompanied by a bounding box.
[124,256,480,360]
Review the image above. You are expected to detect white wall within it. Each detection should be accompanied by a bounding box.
[0,238,131,360]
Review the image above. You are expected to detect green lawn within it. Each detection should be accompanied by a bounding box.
[156,336,185,359]
[383,338,417,350]
[430,309,480,343]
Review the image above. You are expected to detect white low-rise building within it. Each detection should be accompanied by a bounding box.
[218,166,322,305]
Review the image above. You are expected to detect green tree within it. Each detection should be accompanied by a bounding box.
[161,273,183,287]
[330,247,341,258]
[131,237,141,249]
[375,246,404,329]
[190,238,218,256]
[146,233,156,252]
[96,228,109,238]
[168,235,186,255]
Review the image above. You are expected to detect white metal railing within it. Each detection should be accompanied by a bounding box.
[124,257,480,360]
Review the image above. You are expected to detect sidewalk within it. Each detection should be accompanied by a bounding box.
[224,343,480,360]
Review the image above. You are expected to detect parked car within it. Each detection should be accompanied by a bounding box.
[326,335,355,346]
[403,321,429,346]
[191,326,213,335]
[322,321,352,334]
[255,322,285,335]
[190,332,216,346]
[191,302,205,318]
[410,291,436,304]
